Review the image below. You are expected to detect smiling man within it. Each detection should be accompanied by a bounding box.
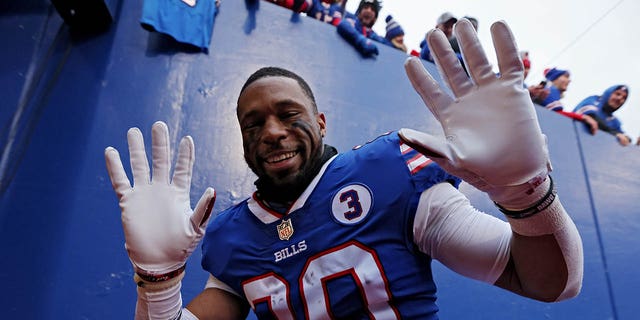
[105,20,583,320]
[236,68,333,203]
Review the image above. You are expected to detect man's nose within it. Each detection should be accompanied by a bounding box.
[262,117,287,143]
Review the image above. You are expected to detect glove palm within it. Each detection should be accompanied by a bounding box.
[400,20,551,205]
[105,121,215,276]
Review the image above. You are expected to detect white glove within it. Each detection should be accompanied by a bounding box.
[399,20,552,208]
[105,121,215,279]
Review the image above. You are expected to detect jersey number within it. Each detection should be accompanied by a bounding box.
[241,241,399,319]
[340,189,363,220]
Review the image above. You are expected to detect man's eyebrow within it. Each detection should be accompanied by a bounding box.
[274,99,304,108]
[238,109,262,124]
[239,99,307,122]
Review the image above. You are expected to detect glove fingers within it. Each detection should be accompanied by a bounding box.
[455,19,495,87]
[151,121,171,184]
[490,21,523,83]
[427,28,473,98]
[404,57,454,120]
[104,147,131,198]
[192,187,216,231]
[172,135,195,193]
[127,127,150,186]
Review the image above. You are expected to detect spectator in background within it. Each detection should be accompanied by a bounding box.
[384,15,407,52]
[264,0,314,13]
[308,0,344,26]
[450,16,478,53]
[465,16,479,30]
[520,51,549,102]
[536,67,570,111]
[265,0,344,26]
[573,85,633,146]
[419,12,461,63]
[535,67,598,134]
[336,0,389,57]
[435,12,457,38]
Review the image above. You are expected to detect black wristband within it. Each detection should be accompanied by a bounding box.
[494,176,557,219]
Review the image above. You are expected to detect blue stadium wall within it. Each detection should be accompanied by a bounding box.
[1,0,639,319]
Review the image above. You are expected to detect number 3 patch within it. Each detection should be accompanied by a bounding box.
[331,184,373,225]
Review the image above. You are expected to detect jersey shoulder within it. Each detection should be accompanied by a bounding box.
[341,131,461,190]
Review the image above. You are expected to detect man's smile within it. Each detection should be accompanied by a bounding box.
[264,151,299,164]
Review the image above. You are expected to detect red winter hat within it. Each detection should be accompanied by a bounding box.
[520,51,530,68]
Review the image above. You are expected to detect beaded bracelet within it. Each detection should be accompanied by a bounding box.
[135,264,186,284]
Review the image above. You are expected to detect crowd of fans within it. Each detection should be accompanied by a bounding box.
[264,0,637,147]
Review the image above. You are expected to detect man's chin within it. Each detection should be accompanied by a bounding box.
[256,171,309,203]
[265,173,301,189]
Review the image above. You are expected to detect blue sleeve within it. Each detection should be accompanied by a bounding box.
[540,87,559,105]
[418,38,462,64]
[306,0,320,16]
[419,42,433,62]
[572,95,599,115]
[336,19,379,57]
[609,118,624,133]
[367,31,392,47]
[539,86,564,111]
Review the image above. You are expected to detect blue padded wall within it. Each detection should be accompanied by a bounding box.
[1,0,639,319]
[576,125,640,320]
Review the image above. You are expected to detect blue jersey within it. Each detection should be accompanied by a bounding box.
[202,131,460,319]
[538,85,564,111]
[140,0,218,52]
[573,84,630,135]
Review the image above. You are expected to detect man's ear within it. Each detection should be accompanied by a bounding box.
[318,113,327,137]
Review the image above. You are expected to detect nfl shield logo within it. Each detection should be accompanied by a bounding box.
[277,218,294,241]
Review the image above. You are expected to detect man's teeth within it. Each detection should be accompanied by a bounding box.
[267,152,296,163]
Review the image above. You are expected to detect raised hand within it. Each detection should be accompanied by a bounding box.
[105,121,215,279]
[399,20,552,207]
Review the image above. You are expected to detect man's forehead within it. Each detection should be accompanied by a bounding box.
[238,76,312,112]
[241,76,303,96]
[614,89,628,95]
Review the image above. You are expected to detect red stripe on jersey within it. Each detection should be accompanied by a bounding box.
[407,153,433,175]
[399,141,412,155]
[400,141,433,174]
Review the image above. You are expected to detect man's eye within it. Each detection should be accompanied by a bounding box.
[243,121,260,130]
[282,112,299,119]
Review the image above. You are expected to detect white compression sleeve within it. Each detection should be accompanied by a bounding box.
[134,272,184,320]
[413,182,583,300]
[180,308,200,320]
[413,183,512,284]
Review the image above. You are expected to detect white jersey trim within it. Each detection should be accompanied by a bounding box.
[205,274,241,297]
